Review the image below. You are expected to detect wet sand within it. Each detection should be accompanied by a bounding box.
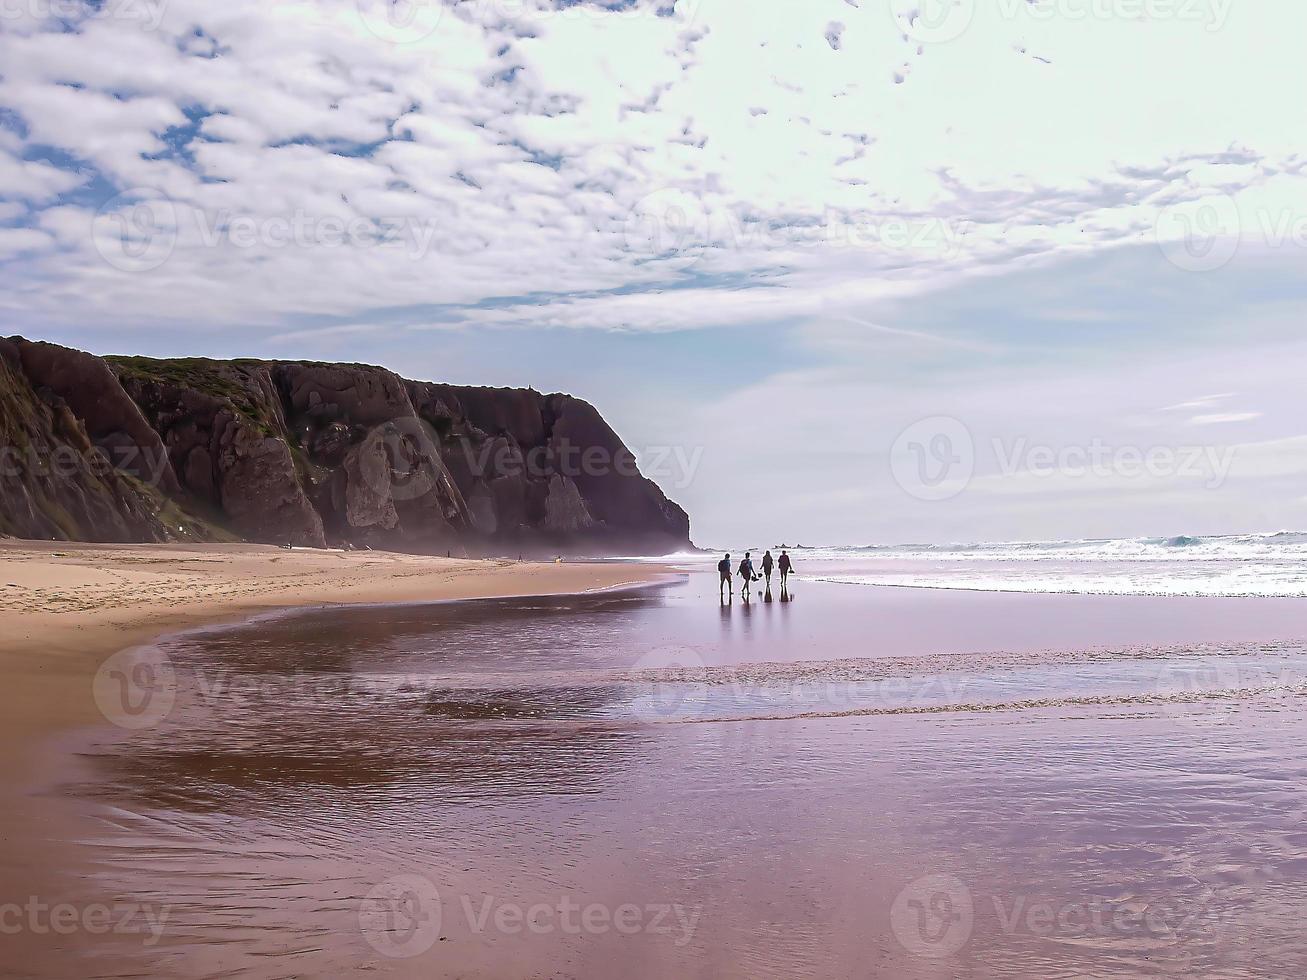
[8,561,1307,976]
[0,540,667,977]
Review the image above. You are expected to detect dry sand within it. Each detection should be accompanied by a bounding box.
[0,539,666,972]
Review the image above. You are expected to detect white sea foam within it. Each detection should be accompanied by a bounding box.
[673,532,1307,598]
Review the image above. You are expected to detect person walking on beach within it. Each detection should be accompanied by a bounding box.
[718,553,732,601]
[737,552,756,600]
[778,550,792,588]
[760,550,775,588]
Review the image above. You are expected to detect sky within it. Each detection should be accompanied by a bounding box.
[2,0,1306,547]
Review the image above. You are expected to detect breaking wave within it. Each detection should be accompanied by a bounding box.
[676,532,1307,598]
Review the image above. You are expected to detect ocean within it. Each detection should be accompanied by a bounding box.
[57,553,1307,978]
[659,531,1307,597]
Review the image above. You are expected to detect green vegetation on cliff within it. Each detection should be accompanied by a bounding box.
[107,356,279,436]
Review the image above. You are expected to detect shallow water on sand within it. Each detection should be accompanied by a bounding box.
[69,574,1307,978]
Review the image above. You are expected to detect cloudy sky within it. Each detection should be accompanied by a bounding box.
[2,0,1305,546]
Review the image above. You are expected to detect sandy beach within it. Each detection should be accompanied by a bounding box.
[0,540,666,976]
[7,547,1307,977]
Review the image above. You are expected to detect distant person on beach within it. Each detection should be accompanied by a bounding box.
[737,552,756,599]
[760,550,774,588]
[778,550,792,587]
[718,553,732,600]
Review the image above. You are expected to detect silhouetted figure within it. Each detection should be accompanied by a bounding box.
[718,553,732,601]
[737,552,756,600]
[778,550,792,588]
[761,550,775,588]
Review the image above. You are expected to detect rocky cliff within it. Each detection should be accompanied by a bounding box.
[0,337,691,555]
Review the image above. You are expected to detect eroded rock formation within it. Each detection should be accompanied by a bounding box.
[0,337,692,555]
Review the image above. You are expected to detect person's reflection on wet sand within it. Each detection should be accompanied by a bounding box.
[763,583,773,603]
[738,595,755,634]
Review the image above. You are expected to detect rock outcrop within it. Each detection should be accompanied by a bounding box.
[0,337,692,555]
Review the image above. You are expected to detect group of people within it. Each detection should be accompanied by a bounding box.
[718,549,793,601]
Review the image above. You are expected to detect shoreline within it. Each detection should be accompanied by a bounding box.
[0,538,671,973]
[6,547,1307,975]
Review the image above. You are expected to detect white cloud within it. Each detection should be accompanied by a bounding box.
[1189,412,1263,426]
[266,322,385,345]
[0,227,54,258]
[0,0,1305,332]
[0,152,86,201]
[1161,394,1235,412]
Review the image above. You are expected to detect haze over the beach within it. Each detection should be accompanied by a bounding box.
[3,0,1305,545]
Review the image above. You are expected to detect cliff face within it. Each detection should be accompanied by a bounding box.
[0,338,691,556]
